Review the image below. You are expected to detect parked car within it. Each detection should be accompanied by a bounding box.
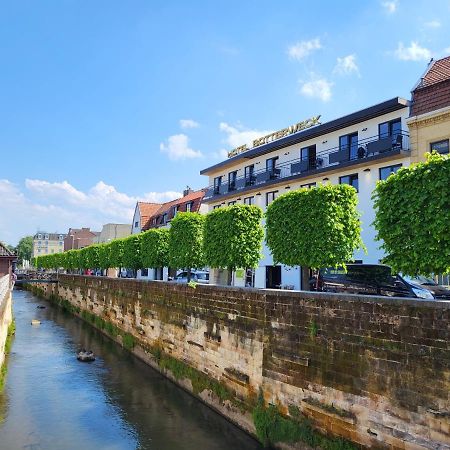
[400,274,450,300]
[173,271,210,284]
[310,264,434,299]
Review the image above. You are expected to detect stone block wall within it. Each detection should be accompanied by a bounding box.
[35,275,449,449]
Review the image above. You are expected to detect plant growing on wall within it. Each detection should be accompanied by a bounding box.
[204,204,264,285]
[265,184,364,271]
[122,235,142,275]
[169,212,205,280]
[373,152,450,275]
[140,228,169,269]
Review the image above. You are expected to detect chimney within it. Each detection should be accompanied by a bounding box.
[183,186,193,197]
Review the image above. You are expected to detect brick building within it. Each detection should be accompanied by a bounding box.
[64,228,99,251]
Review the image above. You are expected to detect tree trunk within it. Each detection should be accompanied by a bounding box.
[301,266,312,291]
[227,268,233,286]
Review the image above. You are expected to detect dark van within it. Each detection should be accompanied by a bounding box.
[310,264,433,299]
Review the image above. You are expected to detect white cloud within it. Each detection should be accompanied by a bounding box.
[382,0,398,14]
[160,134,202,161]
[179,119,200,129]
[424,20,441,28]
[219,122,273,148]
[211,149,229,160]
[394,41,432,61]
[299,74,333,102]
[287,38,322,60]
[333,54,360,76]
[0,178,181,245]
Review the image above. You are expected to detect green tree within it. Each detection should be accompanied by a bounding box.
[265,184,364,274]
[16,236,33,263]
[204,204,264,285]
[140,228,169,269]
[98,243,111,270]
[373,152,450,275]
[109,238,124,269]
[122,235,142,276]
[169,212,205,280]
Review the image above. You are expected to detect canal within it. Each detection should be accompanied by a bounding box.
[0,289,261,450]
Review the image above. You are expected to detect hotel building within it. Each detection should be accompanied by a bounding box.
[200,97,412,289]
[32,232,66,258]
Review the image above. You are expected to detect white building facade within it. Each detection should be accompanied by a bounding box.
[200,97,411,289]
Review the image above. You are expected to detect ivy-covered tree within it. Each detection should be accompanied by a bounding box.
[204,204,264,285]
[140,228,169,269]
[122,235,142,276]
[373,152,450,275]
[169,212,205,280]
[265,184,364,275]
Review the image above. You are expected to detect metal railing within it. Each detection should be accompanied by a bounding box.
[205,131,410,199]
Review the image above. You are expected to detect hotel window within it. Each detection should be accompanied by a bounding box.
[186,201,193,212]
[266,157,279,179]
[244,196,254,205]
[228,171,237,191]
[430,139,449,154]
[301,182,316,189]
[245,164,255,186]
[339,174,359,192]
[228,200,237,206]
[214,176,222,194]
[339,132,358,160]
[266,191,278,206]
[300,145,317,170]
[379,118,401,139]
[379,164,402,181]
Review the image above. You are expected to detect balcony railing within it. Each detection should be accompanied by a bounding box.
[205,131,409,199]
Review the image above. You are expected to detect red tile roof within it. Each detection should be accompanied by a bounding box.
[142,189,206,230]
[417,56,450,89]
[411,56,450,116]
[137,202,162,229]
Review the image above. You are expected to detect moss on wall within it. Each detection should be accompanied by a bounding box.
[253,391,357,449]
[0,320,15,392]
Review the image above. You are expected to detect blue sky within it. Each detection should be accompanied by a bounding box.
[1,0,449,244]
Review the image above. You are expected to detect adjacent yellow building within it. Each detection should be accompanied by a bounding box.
[407,56,450,163]
[32,232,66,258]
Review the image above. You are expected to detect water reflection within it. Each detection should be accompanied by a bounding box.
[0,290,261,450]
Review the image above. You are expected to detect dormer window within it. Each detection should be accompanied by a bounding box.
[186,201,194,212]
[162,213,168,224]
[173,205,179,217]
[45,234,49,240]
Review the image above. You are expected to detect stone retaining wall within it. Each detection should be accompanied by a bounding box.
[33,275,450,449]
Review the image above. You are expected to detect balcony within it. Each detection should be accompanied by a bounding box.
[204,131,409,200]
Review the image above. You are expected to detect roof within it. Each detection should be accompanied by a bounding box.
[143,189,206,230]
[136,202,163,229]
[415,56,450,89]
[34,232,67,240]
[0,242,14,257]
[200,97,409,175]
[410,56,450,116]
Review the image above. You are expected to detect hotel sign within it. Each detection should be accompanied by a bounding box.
[227,115,321,159]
